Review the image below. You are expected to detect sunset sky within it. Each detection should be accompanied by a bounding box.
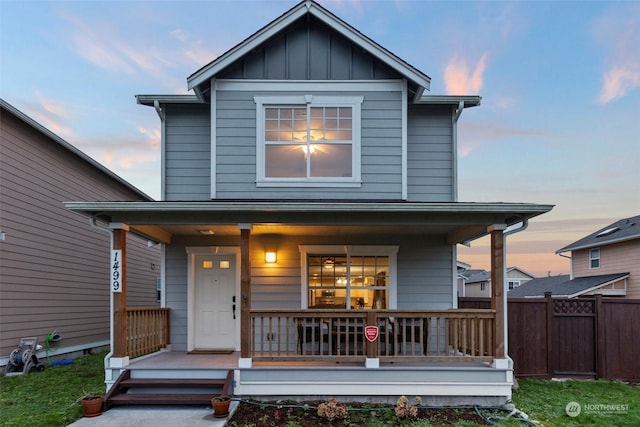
[2,0,639,277]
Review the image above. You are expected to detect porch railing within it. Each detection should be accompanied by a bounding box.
[250,309,495,363]
[126,307,170,358]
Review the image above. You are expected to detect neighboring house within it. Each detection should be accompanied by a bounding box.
[506,266,535,290]
[459,266,534,297]
[458,269,491,297]
[508,274,571,298]
[66,1,552,406]
[510,215,639,298]
[0,99,161,366]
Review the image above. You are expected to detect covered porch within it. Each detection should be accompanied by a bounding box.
[66,200,552,404]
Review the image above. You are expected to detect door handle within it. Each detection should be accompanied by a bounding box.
[232,304,236,319]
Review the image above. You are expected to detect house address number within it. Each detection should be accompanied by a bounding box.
[111,249,122,293]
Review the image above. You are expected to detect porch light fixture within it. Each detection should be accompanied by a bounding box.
[265,250,277,263]
[197,229,215,235]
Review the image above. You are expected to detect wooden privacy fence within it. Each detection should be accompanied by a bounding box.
[126,308,170,358]
[459,295,640,381]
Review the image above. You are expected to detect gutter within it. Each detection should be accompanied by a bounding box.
[452,100,464,201]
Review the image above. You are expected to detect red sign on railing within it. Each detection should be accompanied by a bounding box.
[364,325,379,342]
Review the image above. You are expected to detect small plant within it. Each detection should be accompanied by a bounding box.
[394,395,418,419]
[317,397,348,421]
[212,395,230,402]
[76,390,102,403]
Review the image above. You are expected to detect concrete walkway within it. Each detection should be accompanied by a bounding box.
[67,401,238,427]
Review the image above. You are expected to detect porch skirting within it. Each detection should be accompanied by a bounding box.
[234,362,513,406]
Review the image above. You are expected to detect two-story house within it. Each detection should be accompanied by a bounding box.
[66,0,552,406]
[509,215,637,298]
[554,215,638,298]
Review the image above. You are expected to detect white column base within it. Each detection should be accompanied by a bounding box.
[491,358,511,369]
[109,356,129,368]
[238,357,253,368]
[365,358,379,369]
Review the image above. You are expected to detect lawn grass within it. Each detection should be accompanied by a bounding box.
[0,351,106,427]
[511,378,640,426]
[1,351,638,427]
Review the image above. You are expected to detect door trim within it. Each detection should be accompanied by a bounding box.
[186,246,241,352]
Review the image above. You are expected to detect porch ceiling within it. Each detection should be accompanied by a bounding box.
[64,200,553,245]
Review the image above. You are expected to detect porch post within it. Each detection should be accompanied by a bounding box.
[239,224,252,362]
[111,224,129,363]
[489,224,506,359]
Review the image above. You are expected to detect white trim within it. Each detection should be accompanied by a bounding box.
[298,245,398,309]
[216,79,403,92]
[235,379,511,398]
[401,79,408,200]
[210,79,217,199]
[185,246,241,352]
[566,275,629,298]
[186,1,430,91]
[160,102,167,201]
[589,248,601,269]
[254,95,363,186]
[451,246,458,308]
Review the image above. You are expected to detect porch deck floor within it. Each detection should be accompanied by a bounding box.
[127,351,493,370]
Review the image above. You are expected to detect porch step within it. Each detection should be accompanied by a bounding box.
[105,369,234,409]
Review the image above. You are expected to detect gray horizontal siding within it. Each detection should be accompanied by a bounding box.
[407,105,455,202]
[164,104,211,200]
[214,89,402,200]
[0,111,160,358]
[166,233,454,351]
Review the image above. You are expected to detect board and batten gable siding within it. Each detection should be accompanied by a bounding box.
[572,241,640,299]
[163,103,211,200]
[0,107,160,360]
[216,15,399,82]
[214,88,403,199]
[407,104,455,202]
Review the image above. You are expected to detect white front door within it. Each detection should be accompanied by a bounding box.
[194,254,237,350]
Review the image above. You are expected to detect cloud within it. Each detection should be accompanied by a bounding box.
[444,53,488,95]
[597,66,640,104]
[60,11,190,91]
[24,92,74,137]
[593,4,640,103]
[457,121,549,157]
[170,28,217,68]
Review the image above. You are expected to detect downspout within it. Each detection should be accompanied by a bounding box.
[452,101,464,202]
[154,100,166,201]
[90,217,115,390]
[557,251,572,279]
[500,217,528,363]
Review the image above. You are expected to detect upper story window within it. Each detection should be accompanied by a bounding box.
[508,280,521,290]
[255,96,363,187]
[589,248,600,269]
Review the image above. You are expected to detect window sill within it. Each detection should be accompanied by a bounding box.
[256,180,362,188]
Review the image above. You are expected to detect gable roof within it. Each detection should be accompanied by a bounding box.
[187,0,431,100]
[506,266,536,279]
[556,215,640,253]
[508,273,629,298]
[459,269,491,284]
[1,99,153,201]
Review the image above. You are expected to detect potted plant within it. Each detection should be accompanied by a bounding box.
[78,391,104,418]
[211,395,231,418]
